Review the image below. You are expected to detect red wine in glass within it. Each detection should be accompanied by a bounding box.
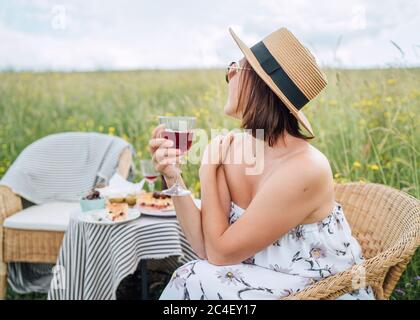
[144,175,158,183]
[158,116,196,196]
[140,159,159,193]
[162,130,194,153]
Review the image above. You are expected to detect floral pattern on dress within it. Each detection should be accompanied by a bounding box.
[215,267,274,299]
[229,203,241,224]
[160,201,376,300]
[269,264,296,275]
[289,225,306,241]
[242,256,256,265]
[291,242,338,279]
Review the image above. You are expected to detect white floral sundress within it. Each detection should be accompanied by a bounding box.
[160,201,375,300]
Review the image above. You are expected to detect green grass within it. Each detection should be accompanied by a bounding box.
[0,68,419,299]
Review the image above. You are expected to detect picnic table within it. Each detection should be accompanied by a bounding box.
[48,201,200,300]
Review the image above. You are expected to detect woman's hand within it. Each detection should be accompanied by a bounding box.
[200,132,234,177]
[149,124,182,180]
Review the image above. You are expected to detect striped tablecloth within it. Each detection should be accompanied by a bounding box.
[48,202,199,300]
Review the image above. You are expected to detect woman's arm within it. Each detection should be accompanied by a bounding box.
[164,165,231,259]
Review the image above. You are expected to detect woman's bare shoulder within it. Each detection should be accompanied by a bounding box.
[274,145,333,189]
[303,145,332,172]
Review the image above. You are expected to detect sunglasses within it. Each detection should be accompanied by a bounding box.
[225,61,252,83]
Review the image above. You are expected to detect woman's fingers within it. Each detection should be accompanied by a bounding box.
[151,123,165,139]
[149,138,172,149]
[149,124,167,153]
[149,138,173,153]
[149,123,183,176]
[154,147,181,162]
[160,156,181,165]
[154,156,182,171]
[152,146,182,173]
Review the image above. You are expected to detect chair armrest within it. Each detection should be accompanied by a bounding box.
[281,229,420,300]
[117,147,133,179]
[280,259,383,300]
[0,185,22,262]
[0,186,22,222]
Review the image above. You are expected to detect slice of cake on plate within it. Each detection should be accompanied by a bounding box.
[106,202,129,222]
[138,192,174,211]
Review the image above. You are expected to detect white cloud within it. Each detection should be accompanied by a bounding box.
[0,0,419,70]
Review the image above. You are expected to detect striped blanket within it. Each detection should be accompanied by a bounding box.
[0,132,134,204]
[48,211,199,300]
[0,131,135,294]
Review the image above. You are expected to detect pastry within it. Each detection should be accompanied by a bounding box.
[138,192,174,211]
[106,202,129,222]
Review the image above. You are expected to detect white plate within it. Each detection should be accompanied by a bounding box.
[138,198,202,217]
[78,208,141,225]
[138,207,176,217]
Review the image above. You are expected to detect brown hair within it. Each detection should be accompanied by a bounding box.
[236,60,313,147]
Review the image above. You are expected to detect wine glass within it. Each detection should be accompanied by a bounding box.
[140,159,159,193]
[158,116,195,196]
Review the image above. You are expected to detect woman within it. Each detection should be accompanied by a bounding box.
[149,27,375,299]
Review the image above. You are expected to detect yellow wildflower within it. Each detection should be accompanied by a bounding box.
[361,99,374,107]
[352,161,361,169]
[108,127,115,135]
[384,96,393,103]
[369,164,380,171]
[387,79,397,86]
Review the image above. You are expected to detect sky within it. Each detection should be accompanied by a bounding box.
[0,0,419,71]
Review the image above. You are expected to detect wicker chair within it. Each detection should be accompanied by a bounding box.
[282,182,420,300]
[0,146,133,299]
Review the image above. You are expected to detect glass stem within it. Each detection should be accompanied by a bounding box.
[174,164,181,187]
[148,181,155,193]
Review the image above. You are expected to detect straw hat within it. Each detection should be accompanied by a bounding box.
[229,27,328,138]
